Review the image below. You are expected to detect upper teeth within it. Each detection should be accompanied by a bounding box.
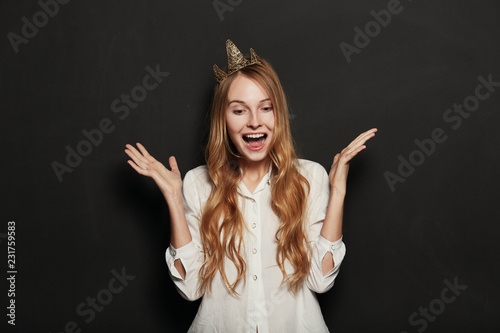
[245,134,265,139]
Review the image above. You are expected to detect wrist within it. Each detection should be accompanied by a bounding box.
[165,193,185,218]
[330,187,346,199]
[163,189,183,204]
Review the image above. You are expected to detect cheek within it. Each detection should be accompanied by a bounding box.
[224,113,234,133]
[266,112,276,133]
[225,117,238,135]
[225,116,244,142]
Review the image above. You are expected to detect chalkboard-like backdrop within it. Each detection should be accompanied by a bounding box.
[1,0,499,332]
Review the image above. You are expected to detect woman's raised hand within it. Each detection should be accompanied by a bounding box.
[329,128,377,195]
[124,143,183,200]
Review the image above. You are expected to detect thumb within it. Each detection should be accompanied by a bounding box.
[169,156,179,173]
[332,153,340,166]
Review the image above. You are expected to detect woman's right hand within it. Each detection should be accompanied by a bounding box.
[124,143,182,200]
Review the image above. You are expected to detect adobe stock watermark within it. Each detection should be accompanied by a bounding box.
[213,0,243,21]
[51,64,169,183]
[49,267,135,333]
[400,277,467,333]
[7,0,72,54]
[384,73,499,192]
[339,0,405,64]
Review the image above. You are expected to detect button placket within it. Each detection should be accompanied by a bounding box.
[246,193,261,326]
[249,195,261,285]
[251,196,259,277]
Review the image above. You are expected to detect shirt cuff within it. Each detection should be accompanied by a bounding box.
[165,241,198,280]
[317,235,346,277]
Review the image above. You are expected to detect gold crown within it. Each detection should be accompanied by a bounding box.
[213,39,261,82]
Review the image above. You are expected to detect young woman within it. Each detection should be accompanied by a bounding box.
[125,40,377,333]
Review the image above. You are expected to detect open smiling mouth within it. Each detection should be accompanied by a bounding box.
[242,133,267,151]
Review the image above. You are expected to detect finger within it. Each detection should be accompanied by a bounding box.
[330,153,339,168]
[356,128,377,138]
[169,156,179,173]
[358,129,377,144]
[343,134,374,155]
[365,127,378,134]
[351,132,375,149]
[333,153,340,165]
[124,148,149,169]
[125,144,150,166]
[125,144,146,159]
[341,145,366,163]
[127,160,149,176]
[347,143,367,155]
[136,142,154,159]
[357,128,377,144]
[346,128,377,149]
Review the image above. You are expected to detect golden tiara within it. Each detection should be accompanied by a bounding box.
[213,39,261,82]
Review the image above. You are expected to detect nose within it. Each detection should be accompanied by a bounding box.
[247,110,261,129]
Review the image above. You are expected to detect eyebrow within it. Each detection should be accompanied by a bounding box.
[227,98,271,106]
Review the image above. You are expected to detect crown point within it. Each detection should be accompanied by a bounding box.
[213,40,260,82]
[250,48,260,63]
[213,64,226,82]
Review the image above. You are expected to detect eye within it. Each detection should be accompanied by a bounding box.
[233,109,245,115]
[262,106,273,112]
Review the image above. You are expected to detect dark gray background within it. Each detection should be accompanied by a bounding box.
[1,0,499,332]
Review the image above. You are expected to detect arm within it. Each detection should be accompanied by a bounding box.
[168,193,191,278]
[320,193,344,275]
[305,128,377,293]
[320,128,377,274]
[165,168,207,301]
[124,143,192,257]
[125,143,203,300]
[304,163,346,293]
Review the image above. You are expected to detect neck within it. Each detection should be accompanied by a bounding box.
[239,157,271,180]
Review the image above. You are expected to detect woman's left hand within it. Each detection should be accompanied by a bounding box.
[329,128,378,195]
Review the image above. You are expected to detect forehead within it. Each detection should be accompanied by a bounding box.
[227,74,269,103]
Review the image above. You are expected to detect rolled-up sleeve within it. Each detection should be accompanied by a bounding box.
[165,168,207,301]
[303,161,346,294]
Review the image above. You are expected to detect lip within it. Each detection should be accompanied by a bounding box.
[242,132,267,137]
[242,133,267,151]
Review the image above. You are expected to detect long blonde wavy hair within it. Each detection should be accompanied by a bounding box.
[199,59,311,296]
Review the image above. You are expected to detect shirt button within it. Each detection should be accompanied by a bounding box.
[250,198,255,203]
[171,249,177,256]
[251,223,256,229]
[252,248,257,254]
[253,275,258,281]
[330,244,335,251]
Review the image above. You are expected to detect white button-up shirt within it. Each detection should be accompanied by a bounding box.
[165,159,346,333]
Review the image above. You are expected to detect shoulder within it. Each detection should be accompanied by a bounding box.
[295,159,330,204]
[295,158,328,179]
[183,165,212,196]
[184,165,209,182]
